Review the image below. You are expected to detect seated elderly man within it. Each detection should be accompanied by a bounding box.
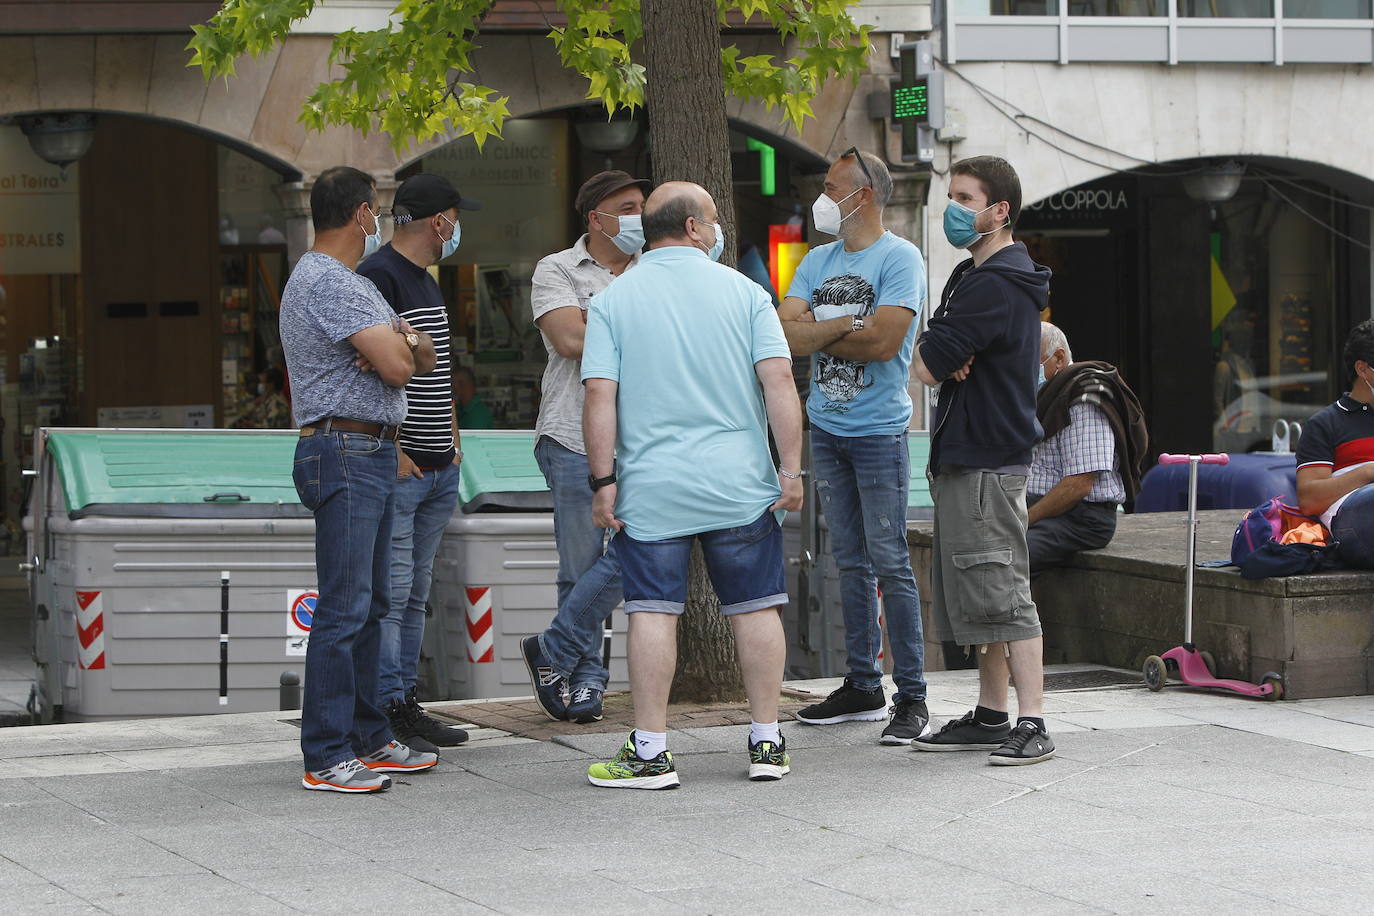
[1027,323,1148,572]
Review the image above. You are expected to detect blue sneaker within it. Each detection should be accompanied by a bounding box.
[567,685,604,724]
[520,635,568,721]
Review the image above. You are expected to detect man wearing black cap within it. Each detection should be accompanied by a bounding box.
[358,172,480,753]
[520,170,650,724]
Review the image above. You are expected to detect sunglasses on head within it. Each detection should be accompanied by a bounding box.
[842,146,873,189]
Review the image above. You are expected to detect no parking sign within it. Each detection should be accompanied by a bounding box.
[286,589,317,656]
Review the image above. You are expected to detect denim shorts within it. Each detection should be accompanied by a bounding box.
[613,511,787,616]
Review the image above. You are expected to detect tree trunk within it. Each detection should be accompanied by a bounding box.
[642,0,745,703]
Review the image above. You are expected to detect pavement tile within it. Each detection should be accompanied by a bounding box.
[129,821,357,878]
[662,879,896,914]
[0,822,208,884]
[228,863,491,911]
[59,872,296,916]
[2,753,143,778]
[1170,704,1374,752]
[5,882,104,914]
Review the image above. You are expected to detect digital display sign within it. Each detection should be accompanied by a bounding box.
[892,83,929,121]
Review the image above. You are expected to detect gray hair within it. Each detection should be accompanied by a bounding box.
[842,150,893,208]
[1041,322,1072,363]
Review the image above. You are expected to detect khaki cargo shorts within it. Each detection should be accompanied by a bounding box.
[929,469,1041,646]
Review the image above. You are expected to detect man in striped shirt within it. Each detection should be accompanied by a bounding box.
[358,173,480,753]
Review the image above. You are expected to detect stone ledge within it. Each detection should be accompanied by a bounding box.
[908,510,1374,699]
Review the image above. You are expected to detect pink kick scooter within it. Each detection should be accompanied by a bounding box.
[1141,453,1284,700]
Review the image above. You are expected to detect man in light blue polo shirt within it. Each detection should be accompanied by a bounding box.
[580,181,804,790]
[779,148,930,745]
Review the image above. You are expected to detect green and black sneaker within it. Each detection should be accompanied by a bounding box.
[748,735,790,782]
[587,733,680,790]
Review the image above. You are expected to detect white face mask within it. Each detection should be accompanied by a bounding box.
[811,188,863,236]
[360,206,382,259]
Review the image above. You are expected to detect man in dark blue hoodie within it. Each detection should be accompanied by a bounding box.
[911,156,1056,766]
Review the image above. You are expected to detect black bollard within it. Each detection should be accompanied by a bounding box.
[280,671,301,711]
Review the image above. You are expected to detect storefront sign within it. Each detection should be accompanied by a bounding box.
[1025,188,1129,213]
[422,119,571,265]
[0,127,81,275]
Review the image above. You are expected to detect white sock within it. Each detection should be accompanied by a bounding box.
[750,721,781,745]
[633,729,667,760]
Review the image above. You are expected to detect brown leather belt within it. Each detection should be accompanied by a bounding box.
[300,417,402,441]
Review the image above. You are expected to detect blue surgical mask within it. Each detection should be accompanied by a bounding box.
[596,211,644,255]
[1037,362,1047,390]
[438,214,461,259]
[360,206,382,259]
[706,222,725,262]
[943,199,1003,249]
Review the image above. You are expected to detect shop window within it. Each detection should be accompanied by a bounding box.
[1179,0,1272,15]
[1283,0,1371,16]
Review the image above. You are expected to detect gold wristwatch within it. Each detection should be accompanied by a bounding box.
[404,332,420,350]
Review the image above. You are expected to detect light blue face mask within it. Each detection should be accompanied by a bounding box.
[597,211,644,255]
[438,214,461,260]
[943,199,1003,249]
[360,206,382,259]
[706,221,725,262]
[1037,362,1047,390]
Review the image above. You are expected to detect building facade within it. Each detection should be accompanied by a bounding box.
[927,1,1374,458]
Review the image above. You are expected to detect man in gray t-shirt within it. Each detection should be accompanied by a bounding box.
[281,166,440,794]
[519,171,648,725]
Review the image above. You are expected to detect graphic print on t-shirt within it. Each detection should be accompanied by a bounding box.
[812,273,876,409]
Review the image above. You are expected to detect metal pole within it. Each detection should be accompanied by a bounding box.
[219,570,230,706]
[1183,458,1198,647]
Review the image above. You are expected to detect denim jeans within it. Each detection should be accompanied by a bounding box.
[293,431,397,771]
[379,461,461,705]
[533,436,622,690]
[811,427,927,702]
[1332,482,1374,569]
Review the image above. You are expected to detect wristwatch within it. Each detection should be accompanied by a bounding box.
[851,316,866,332]
[587,471,617,492]
[403,332,421,350]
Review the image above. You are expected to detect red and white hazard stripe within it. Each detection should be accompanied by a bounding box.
[76,590,106,670]
[464,587,494,663]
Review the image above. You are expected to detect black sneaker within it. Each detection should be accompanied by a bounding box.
[520,635,568,721]
[794,679,887,725]
[912,710,1012,752]
[879,698,931,746]
[385,699,441,755]
[404,688,469,747]
[567,685,604,724]
[989,721,1055,766]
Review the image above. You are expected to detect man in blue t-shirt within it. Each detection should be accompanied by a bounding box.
[580,182,803,789]
[778,149,929,745]
[358,173,480,755]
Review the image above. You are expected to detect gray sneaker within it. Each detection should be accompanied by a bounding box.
[361,740,438,773]
[988,721,1056,766]
[303,758,392,793]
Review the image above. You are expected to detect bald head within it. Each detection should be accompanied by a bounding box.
[643,181,718,248]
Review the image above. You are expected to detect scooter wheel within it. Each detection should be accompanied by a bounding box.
[1143,656,1167,692]
[1200,651,1217,677]
[1261,673,1285,701]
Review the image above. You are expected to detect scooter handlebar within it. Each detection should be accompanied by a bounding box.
[1159,453,1230,466]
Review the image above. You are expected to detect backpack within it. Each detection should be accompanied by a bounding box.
[1230,497,1342,579]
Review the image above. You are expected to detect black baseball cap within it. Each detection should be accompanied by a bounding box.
[574,170,652,220]
[392,173,481,223]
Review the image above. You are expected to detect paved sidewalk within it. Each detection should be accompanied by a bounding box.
[2,665,1373,914]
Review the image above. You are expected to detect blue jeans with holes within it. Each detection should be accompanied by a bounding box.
[379,461,461,705]
[810,427,926,703]
[533,436,621,690]
[292,431,397,772]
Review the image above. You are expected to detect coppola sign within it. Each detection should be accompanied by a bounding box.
[1025,188,1129,213]
[0,126,81,275]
